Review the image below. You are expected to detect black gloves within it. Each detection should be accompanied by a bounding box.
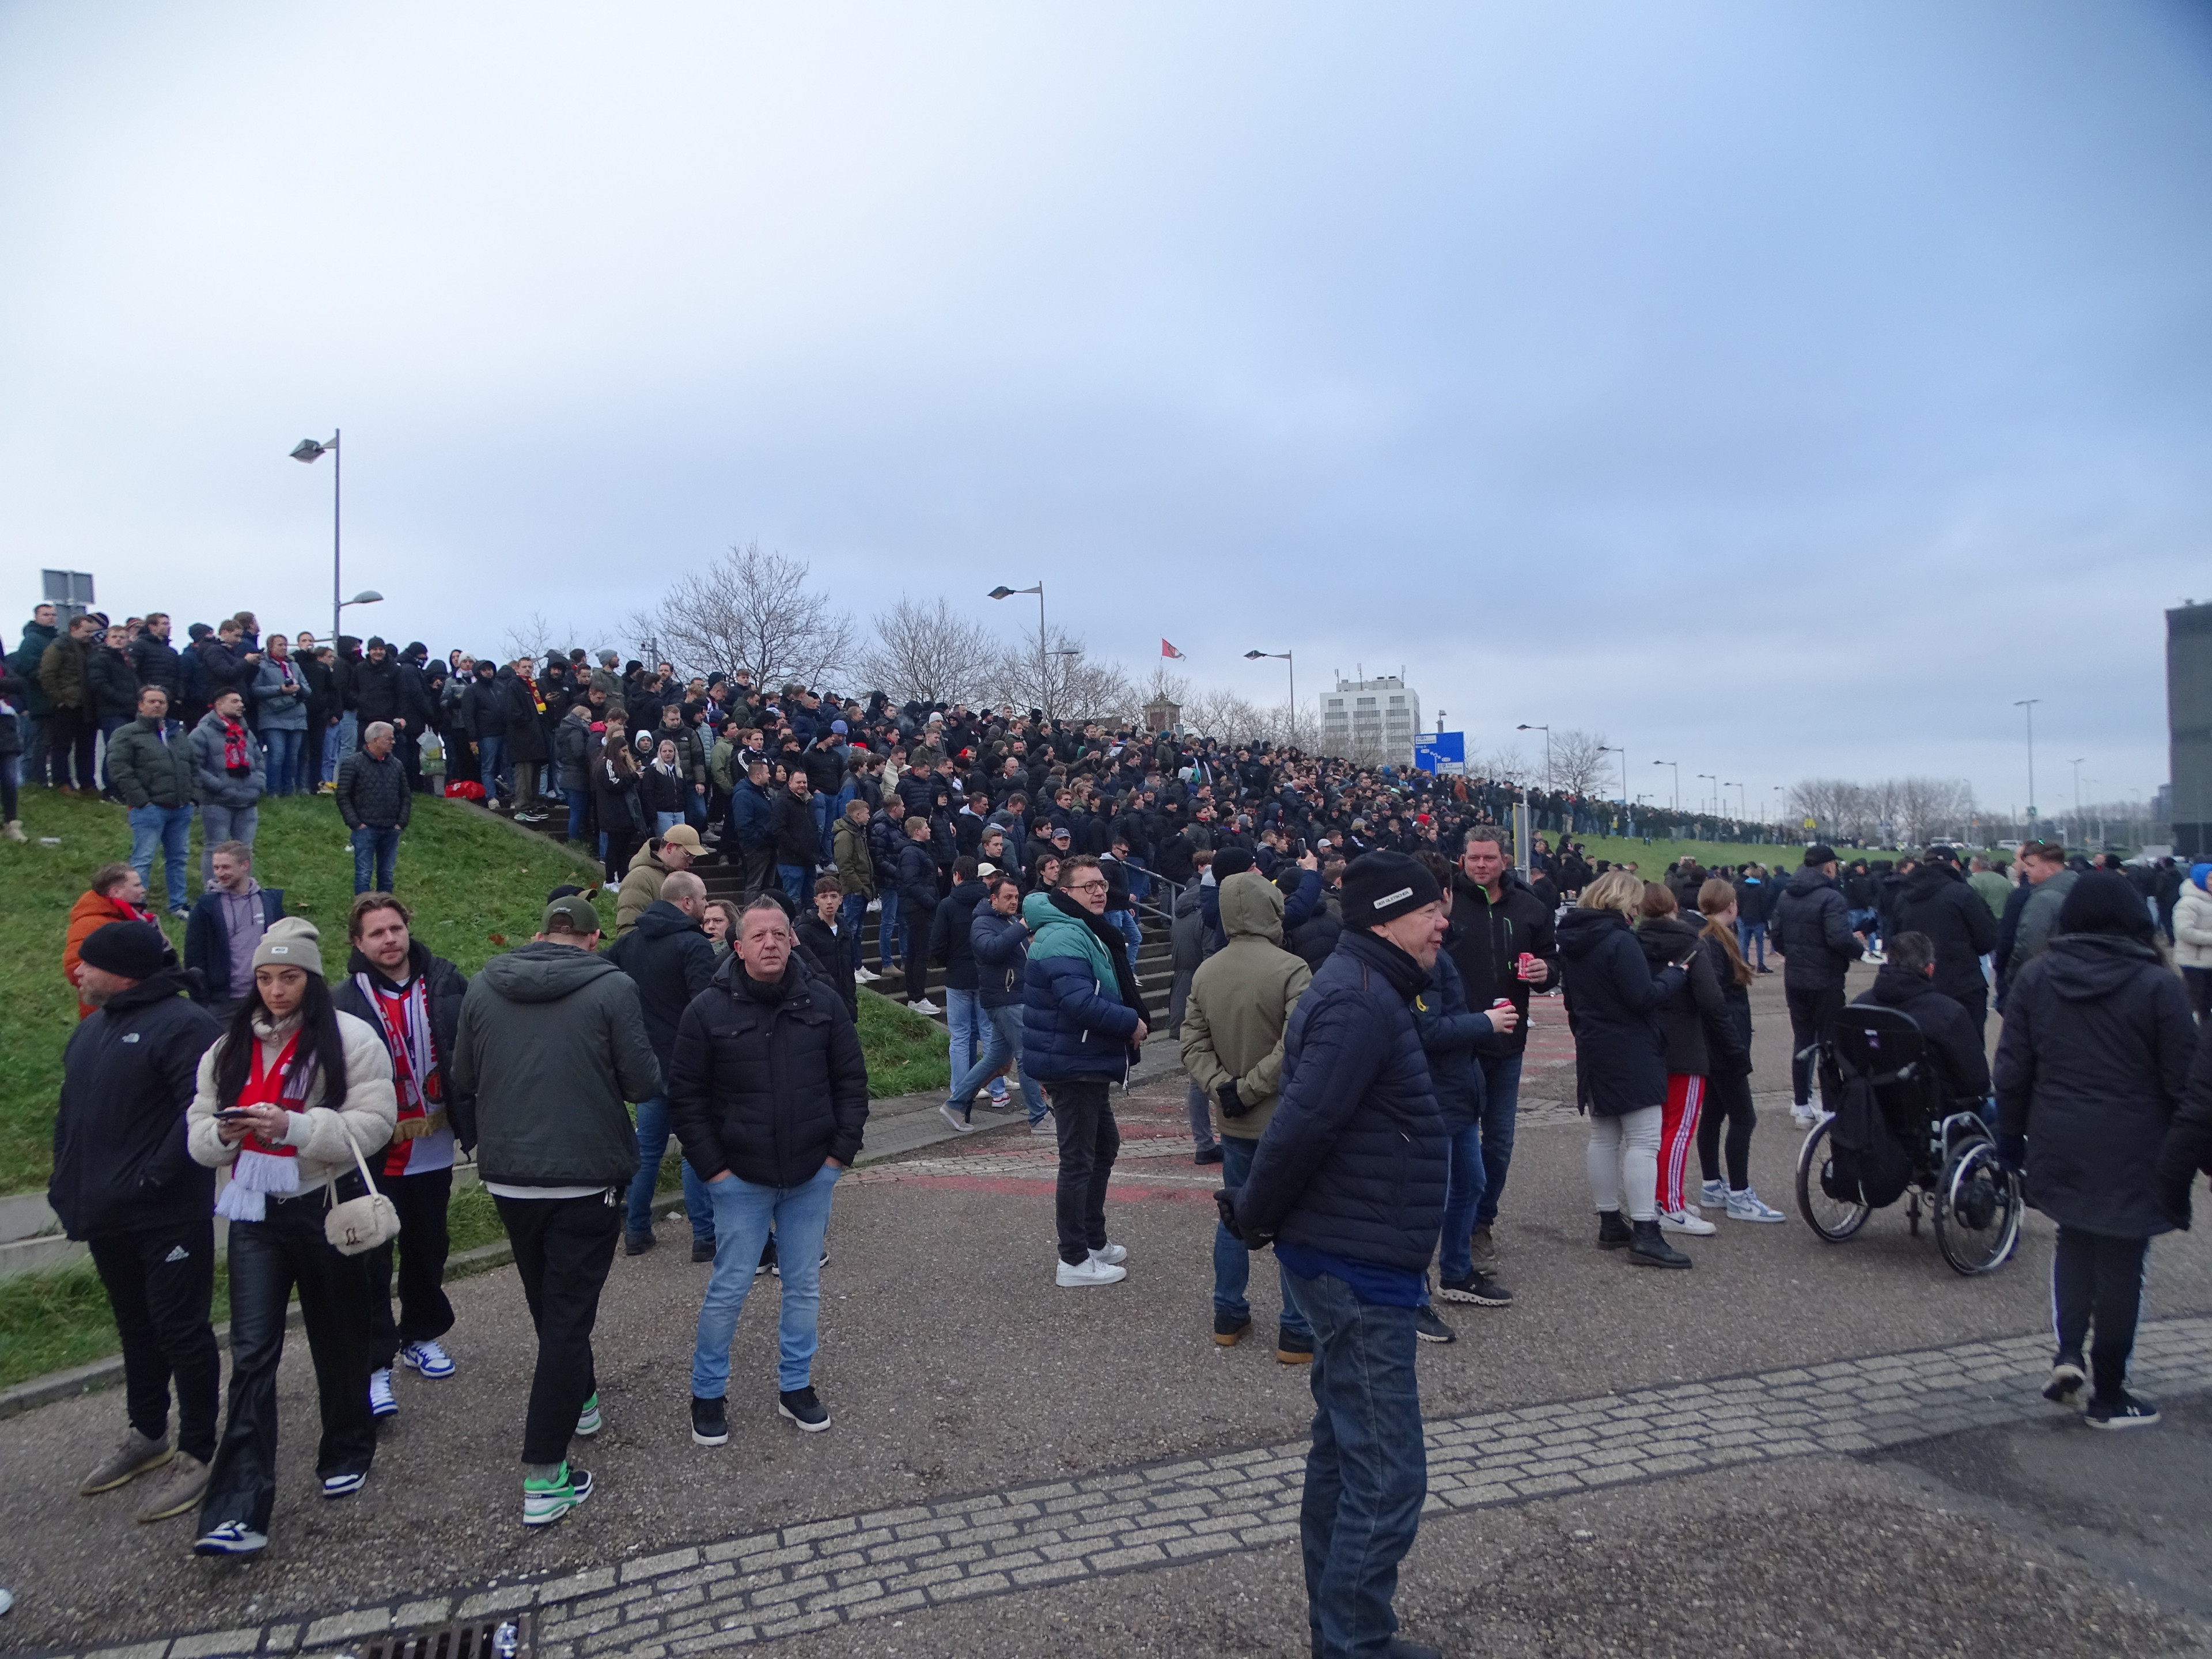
[1214,1188,1272,1252]
[1995,1133,2027,1176]
[1217,1081,1246,1120]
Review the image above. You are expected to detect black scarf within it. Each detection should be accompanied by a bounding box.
[1048,889,1150,1024]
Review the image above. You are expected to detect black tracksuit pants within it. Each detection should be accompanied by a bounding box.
[494,1188,621,1465]
[2053,1226,2152,1399]
[1048,1078,1120,1265]
[87,1220,221,1463]
[200,1191,377,1535]
[1784,984,1846,1109]
[365,1164,454,1370]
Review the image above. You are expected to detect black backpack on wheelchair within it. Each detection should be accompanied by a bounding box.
[1820,1008,1919,1209]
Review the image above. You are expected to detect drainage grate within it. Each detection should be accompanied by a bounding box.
[361,1611,531,1659]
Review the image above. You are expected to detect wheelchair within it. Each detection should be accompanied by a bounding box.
[1793,1003,2022,1276]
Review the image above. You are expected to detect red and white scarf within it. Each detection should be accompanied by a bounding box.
[357,971,449,1177]
[214,1022,320,1222]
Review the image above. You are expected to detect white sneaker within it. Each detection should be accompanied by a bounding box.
[1090,1243,1128,1266]
[1699,1179,1728,1209]
[986,1084,1010,1108]
[938,1103,978,1134]
[1790,1104,1819,1130]
[854,966,880,983]
[1726,1188,1787,1223]
[399,1339,454,1378]
[1657,1207,1717,1236]
[368,1369,397,1418]
[1055,1255,1127,1287]
[910,998,941,1015]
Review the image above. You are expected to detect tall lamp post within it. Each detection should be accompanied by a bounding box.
[1696,772,1717,816]
[1243,649,1294,738]
[2069,757,2085,847]
[1653,759,1678,812]
[1599,745,1626,803]
[2014,698,2041,824]
[988,582,1046,717]
[289,431,343,642]
[1516,724,1550,790]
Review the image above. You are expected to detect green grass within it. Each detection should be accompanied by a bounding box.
[0,1256,234,1391]
[856,989,953,1098]
[1560,833,1824,878]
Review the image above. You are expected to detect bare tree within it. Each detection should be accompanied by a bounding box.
[989,625,1137,723]
[1183,686,1266,741]
[1472,744,1533,784]
[630,542,854,690]
[1548,728,1613,797]
[499,610,588,666]
[855,595,998,706]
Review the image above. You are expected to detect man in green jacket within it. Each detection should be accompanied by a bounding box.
[106,687,200,916]
[1182,872,1314,1362]
[40,612,101,791]
[450,894,660,1529]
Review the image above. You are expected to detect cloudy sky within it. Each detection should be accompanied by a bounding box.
[4,1,2207,818]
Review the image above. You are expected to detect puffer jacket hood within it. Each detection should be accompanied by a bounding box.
[476,940,629,1003]
[1218,872,1285,945]
[629,899,701,942]
[1555,906,1627,962]
[2040,933,2165,1001]
[1785,864,1837,900]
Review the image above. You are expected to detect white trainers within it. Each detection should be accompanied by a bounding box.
[1090,1243,1128,1266]
[1657,1207,1717,1236]
[1699,1179,1728,1209]
[1790,1104,1820,1130]
[910,998,941,1015]
[854,966,880,983]
[1726,1188,1787,1223]
[1055,1255,1127,1287]
[399,1339,455,1378]
[938,1103,978,1134]
[368,1369,397,1418]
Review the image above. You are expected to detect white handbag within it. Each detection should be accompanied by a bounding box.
[324,1128,403,1256]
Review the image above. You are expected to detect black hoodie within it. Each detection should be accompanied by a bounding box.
[1855,963,1990,1103]
[1892,864,1999,1004]
[1770,865,1863,991]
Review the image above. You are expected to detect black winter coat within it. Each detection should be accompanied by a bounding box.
[1994,934,2195,1238]
[929,880,988,990]
[1770,866,1863,991]
[353,655,402,726]
[1412,949,1490,1134]
[668,954,869,1187]
[504,676,550,762]
[463,677,510,739]
[128,632,182,696]
[1892,865,1999,1003]
[1444,869,1558,1058]
[1854,965,1989,1104]
[796,914,858,1018]
[1556,907,1687,1117]
[1734,875,1776,926]
[893,836,940,916]
[331,942,477,1149]
[2153,1016,2212,1227]
[48,973,219,1238]
[604,900,719,1067]
[772,789,819,869]
[1234,930,1446,1273]
[86,645,141,721]
[1634,914,1737,1078]
[970,906,1030,1010]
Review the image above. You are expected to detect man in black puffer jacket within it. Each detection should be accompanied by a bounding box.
[1769,845,1865,1127]
[671,896,868,1444]
[1892,846,2000,1033]
[1221,852,1449,1659]
[1851,932,1990,1107]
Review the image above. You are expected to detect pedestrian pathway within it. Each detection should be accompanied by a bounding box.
[46,1315,2212,1659]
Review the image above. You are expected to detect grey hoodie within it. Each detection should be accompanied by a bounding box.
[451,941,661,1188]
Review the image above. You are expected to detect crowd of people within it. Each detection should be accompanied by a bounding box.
[17,597,2212,1659]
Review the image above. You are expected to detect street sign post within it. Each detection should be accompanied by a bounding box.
[1412,732,1465,775]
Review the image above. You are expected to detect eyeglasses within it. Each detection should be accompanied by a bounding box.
[1067,881,1108,895]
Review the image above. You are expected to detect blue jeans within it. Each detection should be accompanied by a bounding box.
[655,810,684,836]
[1736,919,1768,970]
[840,893,869,972]
[692,1162,840,1396]
[1216,1135,1310,1338]
[1472,1052,1522,1230]
[944,987,983,1083]
[334,711,358,774]
[127,802,195,909]
[877,889,901,968]
[199,801,259,887]
[1105,908,1142,961]
[1290,1268,1425,1659]
[1437,1122,1489,1282]
[625,1095,713,1243]
[948,1002,1045,1119]
[777,863,810,907]
[477,734,507,802]
[261,728,304,797]
[351,824,400,894]
[565,786,589,842]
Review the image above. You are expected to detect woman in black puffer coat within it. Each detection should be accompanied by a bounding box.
[1634,883,1741,1235]
[1997,872,2195,1428]
[1556,869,1691,1268]
[1693,878,1780,1221]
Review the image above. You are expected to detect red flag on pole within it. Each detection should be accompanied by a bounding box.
[1161,639,1186,660]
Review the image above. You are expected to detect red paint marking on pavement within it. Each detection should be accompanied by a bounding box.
[868,1173,1213,1203]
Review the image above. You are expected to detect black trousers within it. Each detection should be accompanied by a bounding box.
[1951,988,1988,1039]
[1784,984,1846,1108]
[494,1189,621,1465]
[365,1164,454,1370]
[200,1191,377,1535]
[48,706,98,790]
[1695,1070,1758,1192]
[2053,1226,2152,1399]
[87,1221,221,1463]
[1048,1079,1120,1265]
[740,844,776,903]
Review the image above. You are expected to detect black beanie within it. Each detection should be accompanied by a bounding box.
[1340,851,1441,930]
[1213,848,1256,879]
[1804,844,1838,866]
[78,921,170,981]
[2056,870,2154,942]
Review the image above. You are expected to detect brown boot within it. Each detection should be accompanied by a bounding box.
[135,1451,210,1522]
[79,1428,172,1495]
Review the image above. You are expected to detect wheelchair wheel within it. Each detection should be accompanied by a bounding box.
[1935,1141,2021,1276]
[1794,1116,1871,1242]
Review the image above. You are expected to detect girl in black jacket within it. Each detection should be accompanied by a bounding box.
[1693,880,1784,1222]
[594,738,645,884]
[1635,883,1738,1235]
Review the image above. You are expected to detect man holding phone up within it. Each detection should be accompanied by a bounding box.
[1445,828,1559,1270]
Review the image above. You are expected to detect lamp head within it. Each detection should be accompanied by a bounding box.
[987,586,1016,600]
[290,439,327,463]
[344,590,383,607]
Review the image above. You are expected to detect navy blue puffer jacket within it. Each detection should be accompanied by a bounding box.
[1234,930,1446,1273]
[1020,891,1142,1082]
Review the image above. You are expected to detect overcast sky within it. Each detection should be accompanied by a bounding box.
[4,1,2207,817]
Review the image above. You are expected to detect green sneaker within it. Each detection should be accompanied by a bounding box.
[522,1462,593,1527]
[575,1392,602,1437]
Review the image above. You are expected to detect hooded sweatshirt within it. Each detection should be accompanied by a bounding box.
[1181,873,1312,1138]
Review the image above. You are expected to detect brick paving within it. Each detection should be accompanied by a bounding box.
[44,1314,2212,1659]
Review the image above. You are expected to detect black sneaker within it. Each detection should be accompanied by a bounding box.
[2042,1357,2086,1406]
[778,1387,831,1433]
[1213,1310,1252,1347]
[1275,1328,1314,1365]
[624,1232,656,1257]
[1194,1145,1225,1166]
[1438,1270,1514,1307]
[2085,1390,2160,1430]
[691,1395,729,1446]
[1412,1305,1456,1344]
[755,1239,777,1277]
[691,1237,716,1263]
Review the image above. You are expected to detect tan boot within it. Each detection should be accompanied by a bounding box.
[1,820,23,842]
[78,1427,172,1494]
[135,1451,210,1522]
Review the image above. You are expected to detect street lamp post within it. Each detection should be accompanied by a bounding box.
[1599,745,1626,803]
[1243,649,1295,738]
[1516,724,1550,790]
[2069,757,2085,847]
[289,430,342,642]
[1653,759,1678,812]
[988,582,1047,717]
[1696,772,1717,816]
[2014,698,2041,824]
